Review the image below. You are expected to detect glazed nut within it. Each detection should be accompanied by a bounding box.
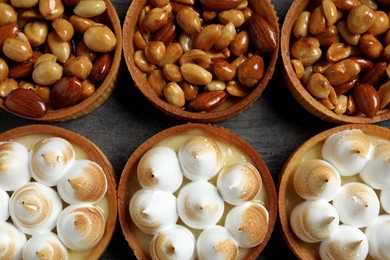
[193,24,222,51]
[151,15,177,45]
[237,54,264,87]
[32,60,63,85]
[337,21,360,46]
[180,81,198,101]
[188,90,227,111]
[334,94,348,115]
[204,80,226,92]
[323,59,361,86]
[64,55,93,81]
[249,13,277,53]
[84,24,117,53]
[378,81,390,109]
[142,7,170,33]
[359,62,387,86]
[0,58,9,81]
[80,80,96,100]
[74,0,107,18]
[226,80,248,97]
[52,18,74,42]
[50,77,83,109]
[198,0,243,11]
[179,49,211,68]
[158,42,183,66]
[326,42,351,62]
[229,30,249,57]
[47,32,71,63]
[352,83,380,117]
[291,59,304,80]
[10,0,39,8]
[162,63,182,82]
[291,37,322,67]
[309,6,326,35]
[293,11,310,38]
[133,29,147,50]
[346,94,357,114]
[149,0,170,8]
[180,63,212,85]
[203,10,217,21]
[89,53,112,83]
[148,70,166,97]
[315,25,340,48]
[367,11,389,36]
[322,0,338,25]
[5,88,48,118]
[215,22,236,50]
[358,34,383,60]
[347,5,375,34]
[163,82,185,107]
[38,0,65,20]
[307,73,331,99]
[145,41,166,65]
[34,53,57,68]
[0,78,18,98]
[0,3,17,26]
[176,8,201,35]
[23,21,49,47]
[211,59,236,81]
[218,9,245,27]
[76,40,97,61]
[2,37,33,63]
[69,15,95,34]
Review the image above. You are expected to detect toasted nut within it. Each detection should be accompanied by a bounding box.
[3,36,33,62]
[203,10,217,21]
[378,81,390,109]
[313,60,331,73]
[134,29,147,50]
[134,50,155,73]
[148,69,166,97]
[162,63,182,82]
[84,24,116,53]
[64,55,93,81]
[158,42,183,66]
[176,9,201,35]
[69,15,95,34]
[47,32,71,63]
[0,58,9,81]
[367,11,389,36]
[188,90,227,111]
[329,86,338,106]
[348,57,374,69]
[23,21,49,47]
[215,22,236,51]
[205,80,226,92]
[226,80,248,97]
[315,25,340,48]
[145,41,166,65]
[19,9,44,21]
[179,49,211,68]
[249,13,277,53]
[291,59,304,80]
[152,15,177,45]
[32,60,63,85]
[323,59,361,86]
[39,0,64,20]
[322,97,335,110]
[359,62,387,86]
[384,30,390,46]
[0,2,17,26]
[291,37,322,66]
[0,24,19,47]
[302,65,314,85]
[51,77,83,109]
[334,95,348,115]
[80,80,96,100]
[334,76,358,95]
[237,54,264,87]
[218,10,245,27]
[178,31,194,52]
[337,21,360,45]
[211,59,236,81]
[322,0,338,25]
[231,56,246,69]
[307,73,331,99]
[332,0,360,11]
[89,53,112,83]
[198,0,243,11]
[347,5,375,34]
[293,11,310,38]
[194,24,222,51]
[149,0,169,8]
[230,31,250,57]
[76,40,97,62]
[0,79,18,98]
[5,89,47,117]
[326,42,351,62]
[173,0,195,5]
[143,7,170,33]
[309,6,326,35]
[352,83,380,117]
[52,19,74,42]
[74,0,106,18]
[180,63,212,85]
[383,44,390,60]
[180,81,198,101]
[358,34,383,59]
[11,0,39,8]
[34,85,51,104]
[346,94,357,114]
[164,82,185,107]
[34,53,57,68]
[386,63,390,78]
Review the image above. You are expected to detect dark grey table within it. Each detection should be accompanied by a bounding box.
[1,0,388,259]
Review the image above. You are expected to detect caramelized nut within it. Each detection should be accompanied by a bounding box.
[164,82,185,107]
[176,9,201,35]
[229,30,249,56]
[84,24,116,53]
[5,88,48,117]
[293,11,310,38]
[148,69,166,97]
[64,55,93,81]
[162,63,182,82]
[0,58,9,81]
[180,63,212,85]
[291,59,305,80]
[211,59,236,81]
[194,24,222,51]
[347,5,375,34]
[0,78,18,98]
[352,83,380,117]
[52,18,74,42]
[358,34,383,59]
[291,37,322,66]
[32,60,63,85]
[0,3,17,26]
[180,81,198,101]
[237,54,264,87]
[307,73,331,99]
[23,21,49,47]
[74,0,107,18]
[89,53,112,83]
[323,59,361,86]
[326,42,351,62]
[38,0,64,20]
[80,80,96,100]
[50,77,83,109]
[2,36,33,62]
[309,6,326,35]
[188,90,227,111]
[145,41,166,65]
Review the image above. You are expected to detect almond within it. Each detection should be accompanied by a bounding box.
[5,89,48,118]
[50,77,83,109]
[249,13,277,53]
[0,24,19,47]
[89,54,112,83]
[199,0,243,11]
[152,15,177,45]
[8,51,42,79]
[334,76,358,95]
[359,62,387,86]
[188,90,227,112]
[352,83,380,118]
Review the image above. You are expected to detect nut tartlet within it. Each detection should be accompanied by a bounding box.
[118,123,277,259]
[123,0,279,122]
[0,0,122,122]
[0,124,117,259]
[279,124,390,259]
[281,0,390,123]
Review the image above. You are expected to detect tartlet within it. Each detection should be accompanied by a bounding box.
[0,0,122,122]
[118,123,277,259]
[123,0,279,122]
[278,124,390,259]
[0,124,117,259]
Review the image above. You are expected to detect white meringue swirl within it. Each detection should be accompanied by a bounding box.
[196,225,238,260]
[225,202,269,248]
[22,232,68,260]
[137,146,183,193]
[319,224,369,260]
[177,180,224,229]
[290,200,339,243]
[217,162,262,206]
[29,137,76,186]
[0,141,30,191]
[0,221,27,260]
[0,188,9,222]
[57,204,105,251]
[178,136,223,181]
[322,129,372,176]
[57,159,107,204]
[365,214,390,260]
[150,225,196,260]
[380,189,390,214]
[129,189,178,234]
[9,182,63,235]
[332,182,379,228]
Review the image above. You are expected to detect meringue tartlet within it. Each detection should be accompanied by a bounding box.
[0,124,117,259]
[118,123,277,259]
[279,124,390,260]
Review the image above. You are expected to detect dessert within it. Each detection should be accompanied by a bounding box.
[0,124,117,259]
[279,124,390,259]
[118,123,277,259]
[0,221,26,259]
